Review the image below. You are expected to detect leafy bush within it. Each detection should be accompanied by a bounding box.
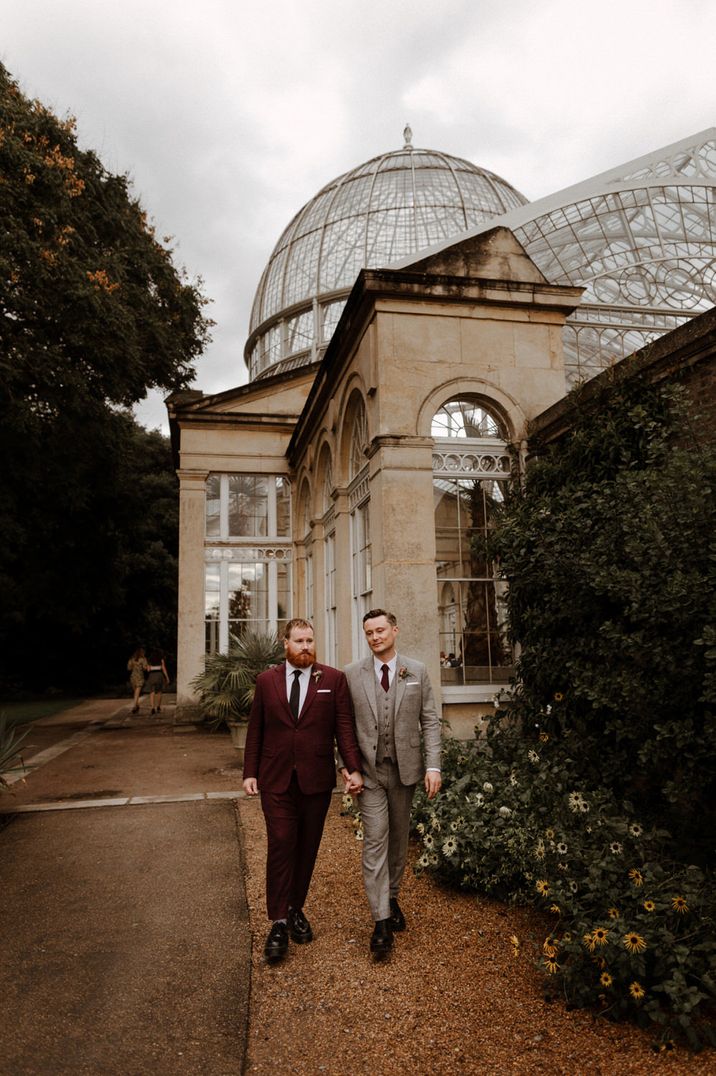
[412,722,716,1048]
[190,631,284,730]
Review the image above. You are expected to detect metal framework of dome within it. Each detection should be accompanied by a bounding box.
[395,128,716,387]
[246,128,528,380]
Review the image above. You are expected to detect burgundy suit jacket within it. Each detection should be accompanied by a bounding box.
[243,662,362,794]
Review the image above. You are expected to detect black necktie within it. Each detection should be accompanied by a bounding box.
[290,669,301,720]
[381,664,390,692]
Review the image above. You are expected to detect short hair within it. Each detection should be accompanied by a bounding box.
[362,608,397,627]
[283,618,314,639]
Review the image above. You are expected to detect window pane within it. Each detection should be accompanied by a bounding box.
[276,477,291,537]
[206,475,221,537]
[228,475,268,537]
[228,562,267,626]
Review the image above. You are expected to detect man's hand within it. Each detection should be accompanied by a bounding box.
[424,770,442,800]
[243,777,259,796]
[342,768,364,794]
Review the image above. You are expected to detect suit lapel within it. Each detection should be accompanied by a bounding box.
[360,657,378,720]
[300,665,320,719]
[395,653,408,712]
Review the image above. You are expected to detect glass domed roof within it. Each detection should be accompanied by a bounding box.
[246,129,527,380]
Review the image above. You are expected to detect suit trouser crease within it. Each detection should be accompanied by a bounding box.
[261,773,332,920]
[360,758,415,921]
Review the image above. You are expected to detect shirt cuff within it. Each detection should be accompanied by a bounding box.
[426,768,441,773]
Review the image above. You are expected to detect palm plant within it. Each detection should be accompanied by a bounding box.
[0,713,30,790]
[191,630,284,731]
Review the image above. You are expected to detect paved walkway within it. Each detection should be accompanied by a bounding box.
[0,699,251,1075]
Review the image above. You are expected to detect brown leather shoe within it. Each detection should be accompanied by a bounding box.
[369,918,393,960]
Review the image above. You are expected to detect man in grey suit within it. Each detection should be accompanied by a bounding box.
[344,608,441,959]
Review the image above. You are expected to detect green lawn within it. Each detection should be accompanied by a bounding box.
[0,698,84,727]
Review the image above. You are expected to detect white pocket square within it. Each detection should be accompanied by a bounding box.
[405,683,419,689]
[317,688,331,693]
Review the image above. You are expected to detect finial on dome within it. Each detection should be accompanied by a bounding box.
[403,123,413,150]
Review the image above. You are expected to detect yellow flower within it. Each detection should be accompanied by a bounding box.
[549,904,560,915]
[628,868,644,888]
[671,895,688,914]
[535,879,550,896]
[623,932,647,954]
[539,732,549,743]
[600,972,613,988]
[554,692,564,701]
[543,936,558,956]
[544,955,559,974]
[591,927,609,947]
[608,907,621,920]
[510,934,520,958]
[582,932,597,952]
[545,828,555,840]
[643,900,655,913]
[629,981,645,1001]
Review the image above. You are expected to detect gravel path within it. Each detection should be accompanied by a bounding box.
[240,796,712,1075]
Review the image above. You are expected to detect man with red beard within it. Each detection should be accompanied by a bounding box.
[243,618,363,963]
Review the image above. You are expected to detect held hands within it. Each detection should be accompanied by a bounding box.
[243,777,259,796]
[424,770,442,800]
[341,768,364,795]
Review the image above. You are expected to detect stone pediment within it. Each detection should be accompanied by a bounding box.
[401,226,549,285]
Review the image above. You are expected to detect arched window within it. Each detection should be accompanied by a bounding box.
[432,397,513,688]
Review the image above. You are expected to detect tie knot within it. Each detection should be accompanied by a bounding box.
[381,664,389,674]
[293,669,301,681]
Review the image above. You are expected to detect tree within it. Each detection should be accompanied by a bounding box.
[0,65,212,693]
[0,64,211,416]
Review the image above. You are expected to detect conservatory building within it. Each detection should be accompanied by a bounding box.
[168,127,716,732]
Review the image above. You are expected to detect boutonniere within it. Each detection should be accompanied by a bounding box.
[312,668,323,684]
[398,666,409,680]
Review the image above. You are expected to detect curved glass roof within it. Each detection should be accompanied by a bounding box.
[397,129,716,387]
[246,130,527,380]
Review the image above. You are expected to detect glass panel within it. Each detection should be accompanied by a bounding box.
[204,563,221,654]
[432,398,505,438]
[228,475,268,537]
[206,475,221,537]
[276,477,291,537]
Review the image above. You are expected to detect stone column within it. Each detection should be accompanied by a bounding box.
[176,469,208,715]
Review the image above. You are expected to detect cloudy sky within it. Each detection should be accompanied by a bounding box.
[4,0,715,431]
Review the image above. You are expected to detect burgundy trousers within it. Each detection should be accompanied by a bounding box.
[260,771,332,920]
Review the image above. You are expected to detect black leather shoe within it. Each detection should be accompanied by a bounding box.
[287,907,313,944]
[389,897,406,932]
[369,918,393,959]
[263,921,289,964]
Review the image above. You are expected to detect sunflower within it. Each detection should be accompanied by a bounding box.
[556,841,568,855]
[535,879,550,896]
[628,868,644,888]
[629,981,645,1001]
[629,823,643,837]
[539,731,549,743]
[544,955,559,974]
[582,932,597,953]
[600,971,613,988]
[417,852,430,868]
[441,837,458,856]
[549,904,561,915]
[623,932,647,954]
[643,900,656,913]
[423,833,434,849]
[610,841,623,855]
[671,895,688,914]
[543,936,558,956]
[545,827,555,840]
[608,907,621,920]
[592,927,609,947]
[554,692,564,702]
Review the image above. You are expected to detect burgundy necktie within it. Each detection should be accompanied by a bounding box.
[290,669,301,720]
[380,664,389,692]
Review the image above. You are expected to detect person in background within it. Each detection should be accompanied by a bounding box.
[127,647,149,714]
[145,648,170,715]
